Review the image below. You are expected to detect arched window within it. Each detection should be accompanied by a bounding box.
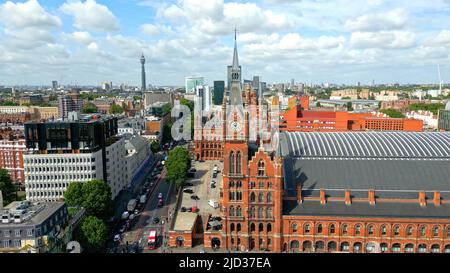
[258,160,265,176]
[230,223,235,232]
[258,193,264,203]
[317,224,323,234]
[266,207,273,219]
[394,225,400,236]
[229,152,235,174]
[431,244,440,253]
[433,226,439,237]
[267,192,272,203]
[355,224,361,235]
[329,224,336,234]
[381,225,387,236]
[367,225,374,235]
[250,207,256,218]
[229,206,235,216]
[236,151,242,174]
[304,223,311,234]
[259,223,264,232]
[407,226,413,236]
[267,223,272,233]
[258,207,264,218]
[250,223,255,232]
[392,243,401,252]
[292,223,298,233]
[340,242,349,251]
[420,226,426,237]
[418,244,427,253]
[237,223,241,232]
[236,206,242,217]
[229,181,235,188]
[342,224,348,235]
[405,243,414,253]
[250,192,256,203]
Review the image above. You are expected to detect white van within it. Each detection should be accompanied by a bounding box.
[208,200,219,209]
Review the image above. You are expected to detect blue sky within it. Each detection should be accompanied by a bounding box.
[1,0,450,86]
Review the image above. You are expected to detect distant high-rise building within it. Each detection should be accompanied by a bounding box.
[58,91,83,119]
[213,81,225,105]
[185,77,204,94]
[195,85,212,116]
[52,81,58,90]
[291,79,295,89]
[141,53,146,91]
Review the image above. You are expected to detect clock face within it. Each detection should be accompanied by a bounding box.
[230,121,242,132]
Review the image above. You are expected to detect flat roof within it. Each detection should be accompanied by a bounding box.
[1,202,65,226]
[172,212,197,231]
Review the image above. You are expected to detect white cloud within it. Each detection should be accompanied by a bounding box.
[87,42,99,51]
[425,30,450,47]
[65,31,94,44]
[141,24,160,36]
[60,0,119,32]
[350,31,416,49]
[344,9,408,32]
[0,0,61,29]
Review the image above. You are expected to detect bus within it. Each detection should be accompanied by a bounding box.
[147,230,157,250]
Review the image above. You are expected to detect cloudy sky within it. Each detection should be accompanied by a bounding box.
[1,0,450,86]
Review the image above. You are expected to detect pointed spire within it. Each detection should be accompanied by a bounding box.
[232,27,239,70]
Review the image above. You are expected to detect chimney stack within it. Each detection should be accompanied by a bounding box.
[297,183,302,204]
[345,190,351,206]
[419,191,427,207]
[368,189,376,205]
[433,191,441,206]
[320,189,326,205]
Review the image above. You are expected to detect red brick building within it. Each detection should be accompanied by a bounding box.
[280,103,423,132]
[0,128,26,185]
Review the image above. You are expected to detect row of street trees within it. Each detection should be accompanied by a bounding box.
[64,180,112,252]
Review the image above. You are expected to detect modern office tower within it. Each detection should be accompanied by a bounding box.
[58,91,84,119]
[195,85,212,116]
[23,113,126,202]
[252,76,260,93]
[291,79,295,89]
[213,81,225,105]
[185,77,204,94]
[141,53,146,91]
[52,81,58,91]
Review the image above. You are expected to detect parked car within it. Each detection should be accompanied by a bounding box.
[158,193,163,199]
[183,189,194,194]
[191,195,200,200]
[211,184,216,189]
[212,173,218,179]
[114,234,121,242]
[153,217,160,224]
[190,168,197,173]
[187,207,193,212]
[157,199,164,207]
[185,182,194,187]
[180,207,187,212]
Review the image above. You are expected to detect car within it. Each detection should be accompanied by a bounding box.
[158,193,163,199]
[190,168,197,173]
[157,199,164,207]
[180,207,187,212]
[185,182,194,187]
[183,189,194,194]
[191,195,199,200]
[134,209,139,215]
[114,234,121,242]
[211,184,216,189]
[212,173,218,178]
[152,217,160,224]
[119,225,126,233]
[129,214,136,220]
[187,207,193,212]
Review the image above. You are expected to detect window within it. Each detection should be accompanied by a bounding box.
[259,223,264,232]
[447,227,450,237]
[258,207,264,218]
[381,225,387,236]
[230,223,235,232]
[27,229,33,237]
[292,223,298,233]
[405,244,414,253]
[258,160,265,176]
[355,225,361,235]
[304,224,311,234]
[250,192,256,203]
[250,207,256,218]
[236,207,242,217]
[266,207,273,219]
[433,226,439,237]
[229,152,235,174]
[14,230,20,237]
[329,224,335,234]
[236,151,242,174]
[250,223,255,232]
[367,225,374,235]
[407,226,413,236]
[342,225,348,235]
[237,224,241,232]
[267,223,272,233]
[267,192,272,203]
[420,226,426,237]
[229,206,235,216]
[317,224,323,234]
[394,225,400,236]
[258,193,264,203]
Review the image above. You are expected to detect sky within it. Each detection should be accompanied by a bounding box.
[1,0,450,86]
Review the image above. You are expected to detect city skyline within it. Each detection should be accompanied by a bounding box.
[1,0,450,86]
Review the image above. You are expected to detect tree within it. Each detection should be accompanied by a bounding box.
[110,103,124,114]
[162,103,172,117]
[346,102,354,111]
[380,108,405,118]
[316,102,321,107]
[166,147,191,189]
[81,180,113,220]
[82,103,97,114]
[162,123,173,144]
[79,216,108,252]
[64,182,84,207]
[0,168,16,206]
[150,141,161,154]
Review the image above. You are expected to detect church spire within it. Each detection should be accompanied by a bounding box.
[229,27,243,106]
[232,27,239,70]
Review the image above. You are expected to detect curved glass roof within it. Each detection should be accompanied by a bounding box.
[280,132,450,159]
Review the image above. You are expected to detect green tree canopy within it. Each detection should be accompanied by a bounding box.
[407,103,445,115]
[380,108,406,118]
[79,216,108,252]
[64,182,84,207]
[166,147,191,189]
[0,168,16,206]
[82,103,97,114]
[150,141,161,154]
[63,179,112,220]
[111,103,124,114]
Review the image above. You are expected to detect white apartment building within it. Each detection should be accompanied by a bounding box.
[124,134,151,187]
[105,138,127,199]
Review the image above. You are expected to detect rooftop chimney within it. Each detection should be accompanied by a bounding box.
[320,189,326,205]
[297,183,302,204]
[368,189,376,206]
[419,191,426,207]
[433,191,441,206]
[345,190,351,206]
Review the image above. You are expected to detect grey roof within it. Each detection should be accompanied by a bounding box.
[280,132,450,159]
[284,200,450,219]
